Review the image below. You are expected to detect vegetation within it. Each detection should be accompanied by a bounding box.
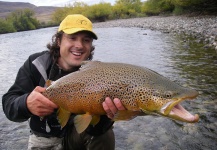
[0,0,216,34]
[141,0,217,15]
[141,0,174,15]
[112,0,143,19]
[52,2,89,25]
[0,8,39,34]
[85,2,112,22]
[0,19,16,33]
[51,0,216,25]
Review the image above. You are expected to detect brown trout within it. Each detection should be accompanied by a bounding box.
[43,61,199,133]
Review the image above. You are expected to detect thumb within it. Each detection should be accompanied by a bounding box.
[34,86,46,93]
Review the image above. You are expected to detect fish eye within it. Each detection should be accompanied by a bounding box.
[164,91,174,98]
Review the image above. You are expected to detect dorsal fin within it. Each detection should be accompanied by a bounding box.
[45,79,53,88]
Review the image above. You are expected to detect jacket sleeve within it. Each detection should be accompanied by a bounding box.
[2,54,42,122]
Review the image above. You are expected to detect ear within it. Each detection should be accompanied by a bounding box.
[91,46,95,52]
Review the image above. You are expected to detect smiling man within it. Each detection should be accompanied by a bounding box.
[2,14,125,150]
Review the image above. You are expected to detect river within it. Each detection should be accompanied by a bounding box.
[0,27,216,150]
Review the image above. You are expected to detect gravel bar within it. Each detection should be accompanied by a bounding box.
[94,16,217,52]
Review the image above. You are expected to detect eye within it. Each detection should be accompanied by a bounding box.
[83,38,92,43]
[68,36,76,40]
[64,35,76,41]
[164,91,174,98]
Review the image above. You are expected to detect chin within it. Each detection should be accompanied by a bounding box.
[71,61,82,67]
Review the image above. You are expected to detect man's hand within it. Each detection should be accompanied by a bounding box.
[26,86,58,117]
[102,97,126,119]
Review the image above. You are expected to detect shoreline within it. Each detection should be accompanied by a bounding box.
[93,16,217,52]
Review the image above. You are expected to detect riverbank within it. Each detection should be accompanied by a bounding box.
[94,15,217,52]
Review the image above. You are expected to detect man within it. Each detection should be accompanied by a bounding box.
[2,14,125,150]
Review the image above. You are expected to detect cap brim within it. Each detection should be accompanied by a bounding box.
[62,28,98,40]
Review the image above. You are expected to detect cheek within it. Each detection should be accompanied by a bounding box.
[83,50,91,60]
[59,42,70,52]
[84,44,92,52]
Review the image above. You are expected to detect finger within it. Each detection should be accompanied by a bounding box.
[31,102,55,116]
[102,101,114,119]
[37,110,54,117]
[34,87,58,109]
[39,104,57,112]
[37,104,57,115]
[104,97,118,115]
[39,97,58,109]
[113,98,125,110]
[34,86,46,93]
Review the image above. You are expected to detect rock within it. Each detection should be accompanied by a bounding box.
[94,16,217,50]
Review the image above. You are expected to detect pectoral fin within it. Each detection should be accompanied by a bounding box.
[74,113,92,134]
[90,115,100,126]
[57,107,71,129]
[113,110,145,121]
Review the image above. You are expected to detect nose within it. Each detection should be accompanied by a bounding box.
[74,39,83,49]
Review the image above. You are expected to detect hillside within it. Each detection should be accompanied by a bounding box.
[0,1,60,23]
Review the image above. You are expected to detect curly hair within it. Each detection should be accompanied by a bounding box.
[46,31,95,61]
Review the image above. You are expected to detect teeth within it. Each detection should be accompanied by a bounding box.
[72,52,82,56]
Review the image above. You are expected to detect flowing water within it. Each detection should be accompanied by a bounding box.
[0,27,216,150]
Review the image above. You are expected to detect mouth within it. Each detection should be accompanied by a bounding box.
[160,100,199,123]
[71,51,82,56]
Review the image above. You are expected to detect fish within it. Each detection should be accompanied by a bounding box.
[43,61,199,133]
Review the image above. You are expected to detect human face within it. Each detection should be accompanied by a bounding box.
[57,32,93,71]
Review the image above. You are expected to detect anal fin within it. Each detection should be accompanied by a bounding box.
[90,115,100,126]
[74,113,92,134]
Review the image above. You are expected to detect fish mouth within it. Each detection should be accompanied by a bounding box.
[160,92,199,123]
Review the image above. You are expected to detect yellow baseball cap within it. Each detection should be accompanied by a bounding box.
[58,14,98,40]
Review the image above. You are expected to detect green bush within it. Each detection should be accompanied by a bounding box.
[0,19,16,34]
[86,3,112,21]
[142,0,217,16]
[172,0,204,7]
[142,0,174,15]
[112,3,128,19]
[113,0,142,19]
[52,2,89,24]
[141,0,161,15]
[173,5,185,15]
[6,9,39,32]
